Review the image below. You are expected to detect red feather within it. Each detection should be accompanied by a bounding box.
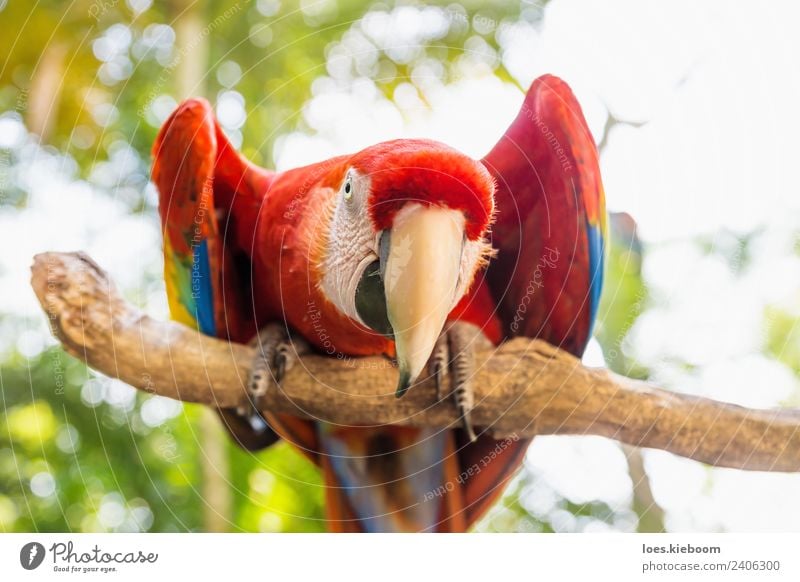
[352,138,495,241]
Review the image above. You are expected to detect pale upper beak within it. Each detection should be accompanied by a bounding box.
[380,203,465,397]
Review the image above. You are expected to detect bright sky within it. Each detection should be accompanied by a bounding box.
[2,0,800,531]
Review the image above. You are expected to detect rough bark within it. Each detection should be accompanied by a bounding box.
[31,251,800,472]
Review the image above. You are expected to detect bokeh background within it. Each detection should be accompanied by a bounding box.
[2,0,800,533]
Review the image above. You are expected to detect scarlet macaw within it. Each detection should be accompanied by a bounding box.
[152,74,605,532]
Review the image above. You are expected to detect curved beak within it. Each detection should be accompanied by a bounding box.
[380,203,465,397]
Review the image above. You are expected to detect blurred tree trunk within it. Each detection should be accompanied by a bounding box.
[26,40,66,142]
[198,412,233,533]
[173,0,210,100]
[623,445,665,532]
[171,0,232,533]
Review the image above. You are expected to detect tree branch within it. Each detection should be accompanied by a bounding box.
[31,251,800,472]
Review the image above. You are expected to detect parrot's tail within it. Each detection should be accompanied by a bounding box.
[317,425,469,532]
[317,425,530,532]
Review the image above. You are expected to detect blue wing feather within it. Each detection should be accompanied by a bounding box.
[192,240,217,336]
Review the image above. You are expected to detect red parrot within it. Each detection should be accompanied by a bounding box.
[152,74,606,532]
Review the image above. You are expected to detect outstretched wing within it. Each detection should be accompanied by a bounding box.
[153,99,319,452]
[450,75,607,527]
[152,98,271,343]
[482,74,606,356]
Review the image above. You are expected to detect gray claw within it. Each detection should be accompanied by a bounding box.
[275,342,291,383]
[460,410,477,442]
[433,362,444,399]
[428,322,480,442]
[448,322,479,442]
[429,330,450,402]
[239,324,307,431]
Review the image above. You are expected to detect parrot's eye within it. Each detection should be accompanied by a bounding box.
[343,175,353,201]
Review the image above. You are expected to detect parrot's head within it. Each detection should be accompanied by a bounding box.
[320,139,495,397]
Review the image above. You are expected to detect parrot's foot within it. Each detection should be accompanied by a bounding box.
[428,321,491,443]
[238,323,308,432]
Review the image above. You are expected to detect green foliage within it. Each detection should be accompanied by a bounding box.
[764,305,800,389]
[0,0,540,179]
[227,441,326,533]
[594,212,649,378]
[0,344,329,532]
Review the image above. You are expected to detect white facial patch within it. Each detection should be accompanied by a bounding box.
[319,169,378,325]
